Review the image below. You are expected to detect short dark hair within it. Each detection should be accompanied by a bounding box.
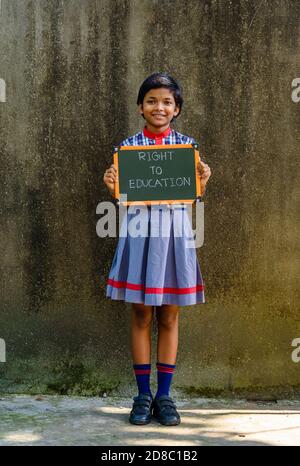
[137,72,183,118]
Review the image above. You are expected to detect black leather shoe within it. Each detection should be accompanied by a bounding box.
[129,393,153,425]
[152,395,181,426]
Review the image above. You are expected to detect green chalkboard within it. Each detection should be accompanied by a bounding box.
[114,144,201,205]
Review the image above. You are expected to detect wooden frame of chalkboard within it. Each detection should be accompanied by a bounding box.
[113,143,201,206]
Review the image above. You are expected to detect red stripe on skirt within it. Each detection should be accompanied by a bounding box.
[107,279,204,294]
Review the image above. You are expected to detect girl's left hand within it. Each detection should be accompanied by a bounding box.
[197,160,211,192]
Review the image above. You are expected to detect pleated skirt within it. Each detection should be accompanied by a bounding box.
[106,204,205,306]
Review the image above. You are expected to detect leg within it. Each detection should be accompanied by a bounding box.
[156,304,179,364]
[129,303,154,425]
[155,304,179,397]
[131,303,154,364]
[152,304,181,425]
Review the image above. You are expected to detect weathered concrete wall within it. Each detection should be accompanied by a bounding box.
[0,0,299,397]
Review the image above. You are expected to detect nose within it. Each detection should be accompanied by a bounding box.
[154,101,164,111]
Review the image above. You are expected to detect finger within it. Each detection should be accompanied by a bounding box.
[107,168,115,174]
[200,163,208,172]
[201,161,209,167]
[112,167,119,179]
[105,174,115,182]
[198,170,210,178]
[107,170,118,181]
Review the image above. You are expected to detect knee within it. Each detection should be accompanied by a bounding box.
[157,311,179,331]
[132,307,153,329]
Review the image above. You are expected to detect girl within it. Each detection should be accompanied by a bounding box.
[103,73,211,426]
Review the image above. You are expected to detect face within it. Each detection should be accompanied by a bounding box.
[139,87,180,132]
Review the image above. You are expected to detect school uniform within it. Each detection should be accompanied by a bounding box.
[106,126,205,306]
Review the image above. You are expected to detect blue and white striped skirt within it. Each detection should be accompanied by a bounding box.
[106,204,205,306]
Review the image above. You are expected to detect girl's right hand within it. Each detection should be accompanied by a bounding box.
[103,164,118,196]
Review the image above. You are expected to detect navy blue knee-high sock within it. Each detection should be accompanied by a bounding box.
[133,364,152,396]
[155,362,176,399]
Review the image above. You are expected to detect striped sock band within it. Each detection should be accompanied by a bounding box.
[155,362,176,399]
[133,364,152,396]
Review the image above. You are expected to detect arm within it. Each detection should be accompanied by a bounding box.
[197,158,211,196]
[103,164,118,197]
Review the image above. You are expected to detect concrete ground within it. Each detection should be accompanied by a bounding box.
[0,395,300,446]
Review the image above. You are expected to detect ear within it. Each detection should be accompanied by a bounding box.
[174,105,180,117]
[138,104,144,116]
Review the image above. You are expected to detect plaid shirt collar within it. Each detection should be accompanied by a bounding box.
[143,126,172,142]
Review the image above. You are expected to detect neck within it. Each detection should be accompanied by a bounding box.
[145,123,170,135]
